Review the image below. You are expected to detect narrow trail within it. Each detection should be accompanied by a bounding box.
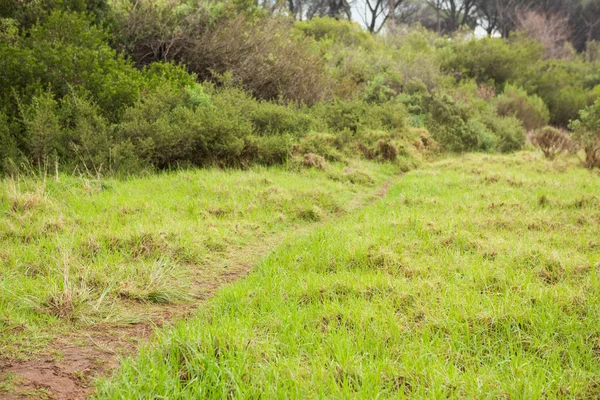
[0,174,402,400]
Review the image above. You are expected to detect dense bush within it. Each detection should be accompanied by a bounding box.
[0,12,146,122]
[425,92,479,152]
[4,2,599,175]
[116,1,331,104]
[570,101,600,168]
[494,85,550,131]
[440,35,545,87]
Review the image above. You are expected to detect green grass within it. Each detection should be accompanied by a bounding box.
[0,159,399,358]
[95,152,600,399]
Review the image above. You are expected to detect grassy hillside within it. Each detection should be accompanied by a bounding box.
[0,159,399,360]
[95,153,600,399]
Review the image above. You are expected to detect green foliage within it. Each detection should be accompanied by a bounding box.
[314,99,407,134]
[20,92,63,167]
[0,112,18,173]
[425,92,479,152]
[59,91,113,173]
[441,36,545,87]
[481,113,526,153]
[495,84,550,131]
[570,100,600,168]
[293,17,375,48]
[0,0,110,29]
[0,11,145,122]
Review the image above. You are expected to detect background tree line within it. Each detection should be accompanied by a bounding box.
[269,0,600,52]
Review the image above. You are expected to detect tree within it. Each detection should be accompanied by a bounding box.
[515,8,572,59]
[476,0,517,37]
[304,0,353,20]
[355,0,419,32]
[424,0,479,32]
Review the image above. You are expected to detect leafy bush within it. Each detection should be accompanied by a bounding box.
[530,126,573,159]
[20,92,63,167]
[297,133,344,161]
[293,17,375,48]
[0,111,18,172]
[117,1,331,104]
[441,36,545,87]
[570,101,600,168]
[495,84,550,131]
[314,99,406,134]
[425,92,479,152]
[481,112,526,153]
[59,91,114,173]
[0,12,146,122]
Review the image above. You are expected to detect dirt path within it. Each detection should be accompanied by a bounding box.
[0,175,401,400]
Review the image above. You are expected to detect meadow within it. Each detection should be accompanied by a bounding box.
[0,159,398,360]
[91,152,600,399]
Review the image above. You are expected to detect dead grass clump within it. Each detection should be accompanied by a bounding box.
[6,180,47,213]
[302,153,327,170]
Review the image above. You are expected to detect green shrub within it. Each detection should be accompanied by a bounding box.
[21,92,63,167]
[467,119,498,152]
[297,133,344,161]
[0,12,146,122]
[426,93,479,152]
[494,84,550,131]
[441,36,544,86]
[59,91,113,173]
[315,99,406,134]
[547,86,589,128]
[482,113,526,153]
[570,100,600,168]
[0,111,18,172]
[118,86,206,169]
[247,101,314,136]
[293,17,375,48]
[241,135,292,166]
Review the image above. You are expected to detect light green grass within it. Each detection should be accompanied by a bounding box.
[96,152,600,399]
[0,159,399,358]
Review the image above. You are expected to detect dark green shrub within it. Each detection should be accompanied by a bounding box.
[495,84,550,131]
[0,12,146,122]
[297,133,344,161]
[117,86,205,169]
[59,91,113,173]
[547,86,589,128]
[247,101,314,136]
[20,92,63,167]
[482,113,526,153]
[570,100,600,168]
[315,99,406,134]
[0,111,18,173]
[441,36,544,86]
[426,93,478,152]
[241,135,292,166]
[0,0,110,29]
